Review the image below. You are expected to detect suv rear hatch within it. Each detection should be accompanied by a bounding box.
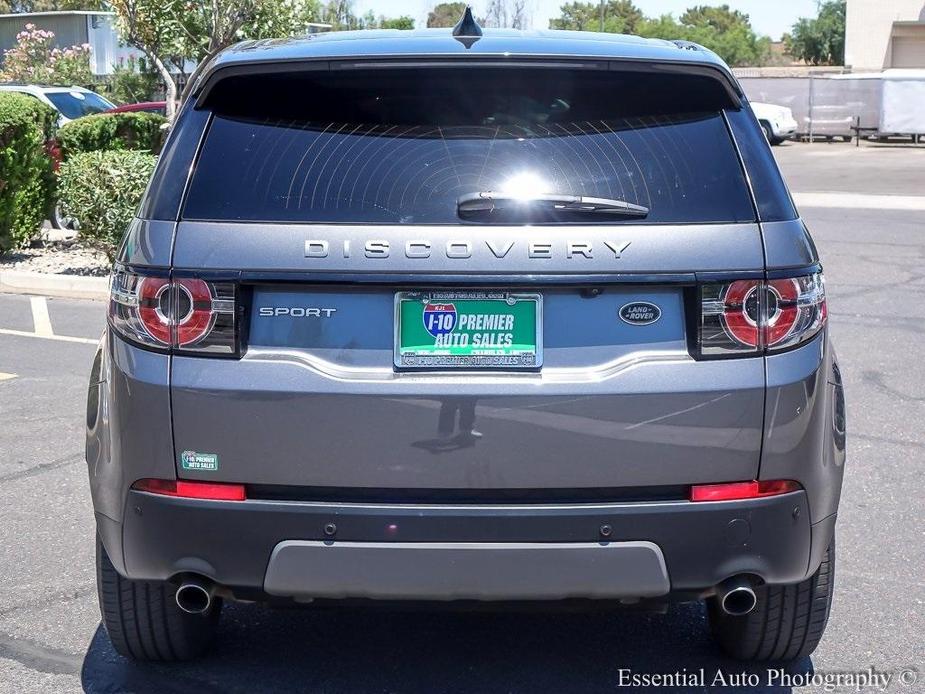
[168,61,767,498]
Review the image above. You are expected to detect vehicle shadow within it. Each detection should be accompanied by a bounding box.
[80,602,811,693]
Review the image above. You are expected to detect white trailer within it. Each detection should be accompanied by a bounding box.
[880,69,925,136]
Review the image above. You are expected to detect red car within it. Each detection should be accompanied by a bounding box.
[104,101,167,116]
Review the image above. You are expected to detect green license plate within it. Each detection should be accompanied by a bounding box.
[395,291,542,369]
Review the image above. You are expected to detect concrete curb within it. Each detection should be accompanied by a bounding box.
[0,270,108,301]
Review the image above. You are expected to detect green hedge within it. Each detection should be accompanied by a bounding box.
[58,150,158,260]
[57,111,167,159]
[0,93,57,253]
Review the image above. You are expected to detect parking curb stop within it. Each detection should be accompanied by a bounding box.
[0,270,109,301]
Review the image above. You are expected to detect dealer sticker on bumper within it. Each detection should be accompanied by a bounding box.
[395,291,542,369]
[180,450,219,471]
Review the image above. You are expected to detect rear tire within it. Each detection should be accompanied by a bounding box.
[759,121,780,145]
[708,541,834,661]
[50,200,77,231]
[96,535,220,661]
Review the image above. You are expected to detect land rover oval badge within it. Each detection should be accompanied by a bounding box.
[620,301,661,325]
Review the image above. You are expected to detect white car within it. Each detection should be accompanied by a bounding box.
[750,101,798,145]
[0,84,114,126]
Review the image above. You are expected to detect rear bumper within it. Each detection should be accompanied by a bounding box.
[120,489,823,600]
[265,540,669,600]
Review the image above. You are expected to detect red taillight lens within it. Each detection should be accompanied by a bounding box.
[110,267,237,354]
[699,271,826,357]
[137,276,172,344]
[720,279,761,348]
[175,279,214,346]
[765,278,800,345]
[133,478,246,501]
[690,479,801,502]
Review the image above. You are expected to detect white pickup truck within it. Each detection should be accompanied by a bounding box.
[751,101,798,144]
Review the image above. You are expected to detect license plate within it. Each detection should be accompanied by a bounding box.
[395,291,542,369]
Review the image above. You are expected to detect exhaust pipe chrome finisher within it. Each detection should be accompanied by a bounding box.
[175,578,214,615]
[717,576,758,616]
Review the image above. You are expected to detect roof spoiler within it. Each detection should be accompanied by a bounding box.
[192,58,742,109]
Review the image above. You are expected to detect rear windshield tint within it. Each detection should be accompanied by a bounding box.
[184,67,755,225]
[725,107,797,222]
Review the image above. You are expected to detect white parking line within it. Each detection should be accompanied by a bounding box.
[0,372,16,382]
[30,296,54,336]
[0,328,97,345]
[793,192,925,211]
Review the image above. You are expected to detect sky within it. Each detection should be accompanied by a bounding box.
[352,0,821,41]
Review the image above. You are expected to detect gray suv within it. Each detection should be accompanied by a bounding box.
[86,17,846,663]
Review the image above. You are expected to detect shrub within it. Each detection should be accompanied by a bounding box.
[0,23,92,86]
[57,111,167,159]
[105,56,162,105]
[0,92,57,253]
[58,150,158,260]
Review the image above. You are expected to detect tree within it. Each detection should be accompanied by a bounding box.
[109,0,183,120]
[483,0,507,28]
[110,0,323,120]
[635,5,770,67]
[549,1,770,66]
[174,0,322,66]
[675,5,770,66]
[481,0,531,28]
[510,0,528,30]
[323,0,360,30]
[786,0,845,65]
[680,4,750,33]
[427,2,467,28]
[634,14,683,41]
[105,56,161,105]
[319,2,413,30]
[0,1,105,10]
[549,1,642,33]
[379,16,415,30]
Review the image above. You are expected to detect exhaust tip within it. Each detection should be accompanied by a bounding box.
[175,581,212,614]
[720,583,757,616]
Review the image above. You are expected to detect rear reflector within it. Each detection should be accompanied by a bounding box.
[133,478,246,501]
[690,479,800,502]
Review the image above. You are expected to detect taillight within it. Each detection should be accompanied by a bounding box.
[110,267,237,355]
[698,271,826,357]
[44,138,62,171]
[690,479,801,502]
[133,478,246,501]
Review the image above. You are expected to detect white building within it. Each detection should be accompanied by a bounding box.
[846,0,925,70]
[0,11,332,77]
[0,11,144,76]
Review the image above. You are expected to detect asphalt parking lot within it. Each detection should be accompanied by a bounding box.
[0,141,923,693]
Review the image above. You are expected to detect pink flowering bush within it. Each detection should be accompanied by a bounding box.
[0,24,93,86]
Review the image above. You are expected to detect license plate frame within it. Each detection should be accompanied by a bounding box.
[394,291,543,370]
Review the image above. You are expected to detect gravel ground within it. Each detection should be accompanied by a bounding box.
[0,239,110,277]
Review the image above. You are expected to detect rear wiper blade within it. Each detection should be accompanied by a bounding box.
[457,191,649,217]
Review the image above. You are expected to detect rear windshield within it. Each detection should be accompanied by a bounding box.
[184,67,755,225]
